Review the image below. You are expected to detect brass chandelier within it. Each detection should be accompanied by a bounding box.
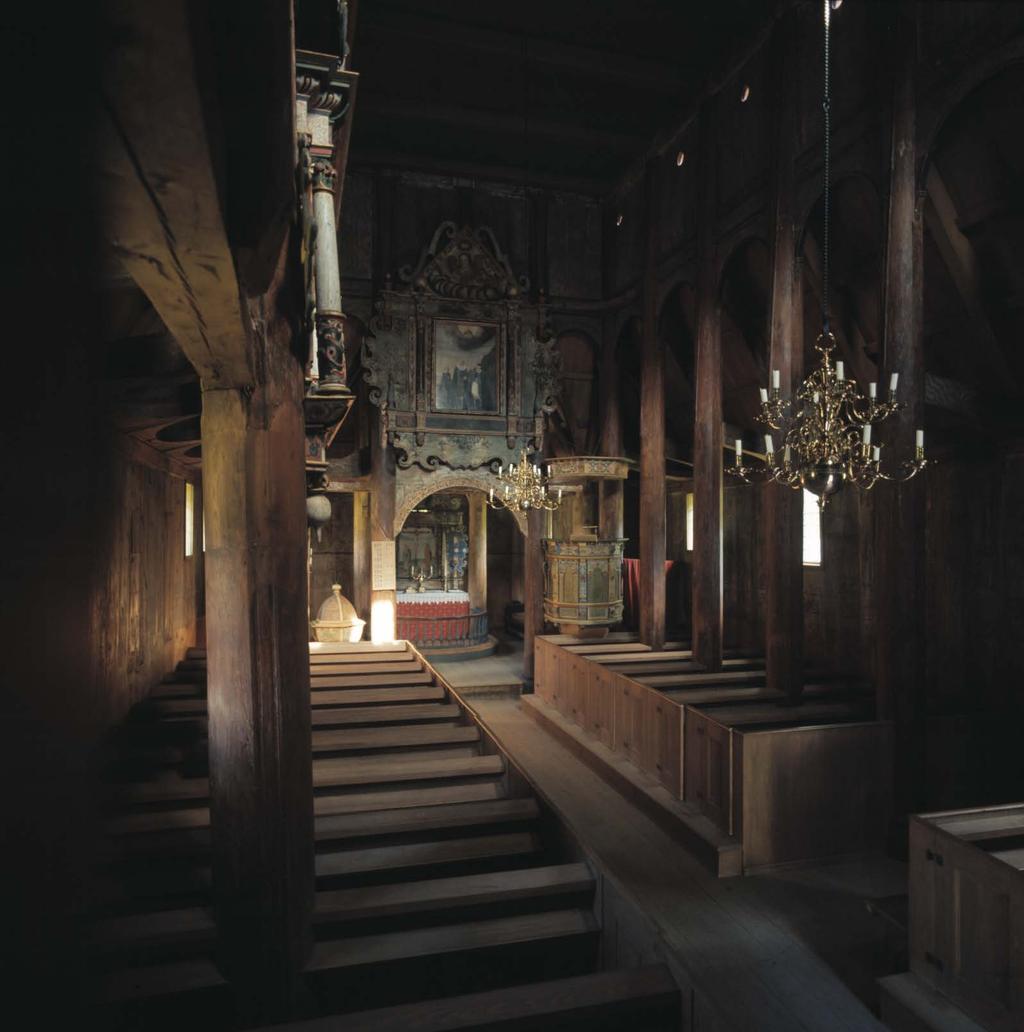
[728,0,928,509]
[489,451,563,513]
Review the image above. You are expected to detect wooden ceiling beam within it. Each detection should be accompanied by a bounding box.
[357,96,645,151]
[359,9,686,93]
[924,166,1016,389]
[97,0,253,389]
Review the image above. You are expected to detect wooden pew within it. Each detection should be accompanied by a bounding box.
[683,701,892,870]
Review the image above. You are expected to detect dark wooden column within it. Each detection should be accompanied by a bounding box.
[876,0,926,816]
[639,163,667,650]
[599,327,624,540]
[522,506,546,689]
[202,345,314,1014]
[765,12,804,700]
[369,410,397,642]
[352,490,371,634]
[692,106,724,671]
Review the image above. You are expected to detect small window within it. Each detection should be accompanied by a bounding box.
[686,492,694,552]
[184,482,195,557]
[802,489,821,566]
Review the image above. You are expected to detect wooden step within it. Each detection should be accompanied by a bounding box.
[315,830,541,879]
[310,659,423,677]
[150,681,205,700]
[274,964,679,1032]
[312,754,504,790]
[314,781,505,817]
[315,861,592,922]
[310,641,408,657]
[311,702,461,727]
[307,908,598,972]
[310,671,435,689]
[152,698,209,718]
[185,647,206,661]
[104,957,225,1002]
[118,773,211,805]
[312,724,478,754]
[311,685,446,707]
[310,649,415,667]
[92,907,215,951]
[107,797,535,842]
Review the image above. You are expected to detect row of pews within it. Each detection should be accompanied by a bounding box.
[91,640,682,1030]
[531,632,893,875]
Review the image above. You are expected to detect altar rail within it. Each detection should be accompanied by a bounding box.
[396,608,489,649]
[535,633,893,871]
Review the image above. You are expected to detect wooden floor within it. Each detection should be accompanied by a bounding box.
[467,697,906,1032]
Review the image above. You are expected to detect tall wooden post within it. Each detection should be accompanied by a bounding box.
[202,348,313,1017]
[765,12,804,700]
[599,328,624,540]
[522,505,546,690]
[352,490,371,635]
[692,106,724,671]
[876,0,926,816]
[369,410,396,642]
[468,493,487,613]
[639,163,667,650]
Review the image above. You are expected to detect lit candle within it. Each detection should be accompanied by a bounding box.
[890,372,899,394]
[836,360,844,381]
[784,444,791,465]
[764,434,774,454]
[916,429,924,450]
[489,487,494,503]
[557,488,563,501]
[546,465,551,477]
[872,446,881,463]
[868,382,877,399]
[812,391,820,405]
[735,438,743,465]
[504,485,510,498]
[772,369,780,390]
[862,424,872,445]
[759,387,769,404]
[498,464,503,476]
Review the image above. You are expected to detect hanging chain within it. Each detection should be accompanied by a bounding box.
[822,0,832,333]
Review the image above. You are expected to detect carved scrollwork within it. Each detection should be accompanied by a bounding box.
[530,335,562,415]
[400,222,528,301]
[315,313,348,390]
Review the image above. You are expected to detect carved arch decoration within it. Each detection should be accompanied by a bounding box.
[362,220,561,474]
[394,472,526,537]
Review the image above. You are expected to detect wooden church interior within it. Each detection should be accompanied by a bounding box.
[6,0,1024,1029]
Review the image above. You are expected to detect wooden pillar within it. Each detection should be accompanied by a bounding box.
[692,106,724,671]
[599,323,625,540]
[468,493,487,613]
[639,163,666,650]
[369,410,396,642]
[765,12,804,700]
[876,0,926,816]
[202,364,313,1016]
[522,506,546,690]
[352,490,371,635]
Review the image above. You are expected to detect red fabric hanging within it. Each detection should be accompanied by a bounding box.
[622,558,679,631]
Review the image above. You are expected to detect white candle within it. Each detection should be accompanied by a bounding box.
[759,387,769,404]
[735,438,743,465]
[546,465,551,477]
[498,464,503,476]
[862,424,872,444]
[784,444,792,465]
[764,434,774,454]
[890,372,899,393]
[868,382,877,399]
[504,485,510,498]
[812,391,820,405]
[836,360,845,381]
[489,487,494,503]
[557,488,563,501]
[772,369,781,389]
[872,446,881,463]
[916,429,924,450]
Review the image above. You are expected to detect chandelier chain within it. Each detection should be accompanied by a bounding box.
[822,0,832,332]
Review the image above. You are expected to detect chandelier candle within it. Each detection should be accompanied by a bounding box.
[489,450,564,513]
